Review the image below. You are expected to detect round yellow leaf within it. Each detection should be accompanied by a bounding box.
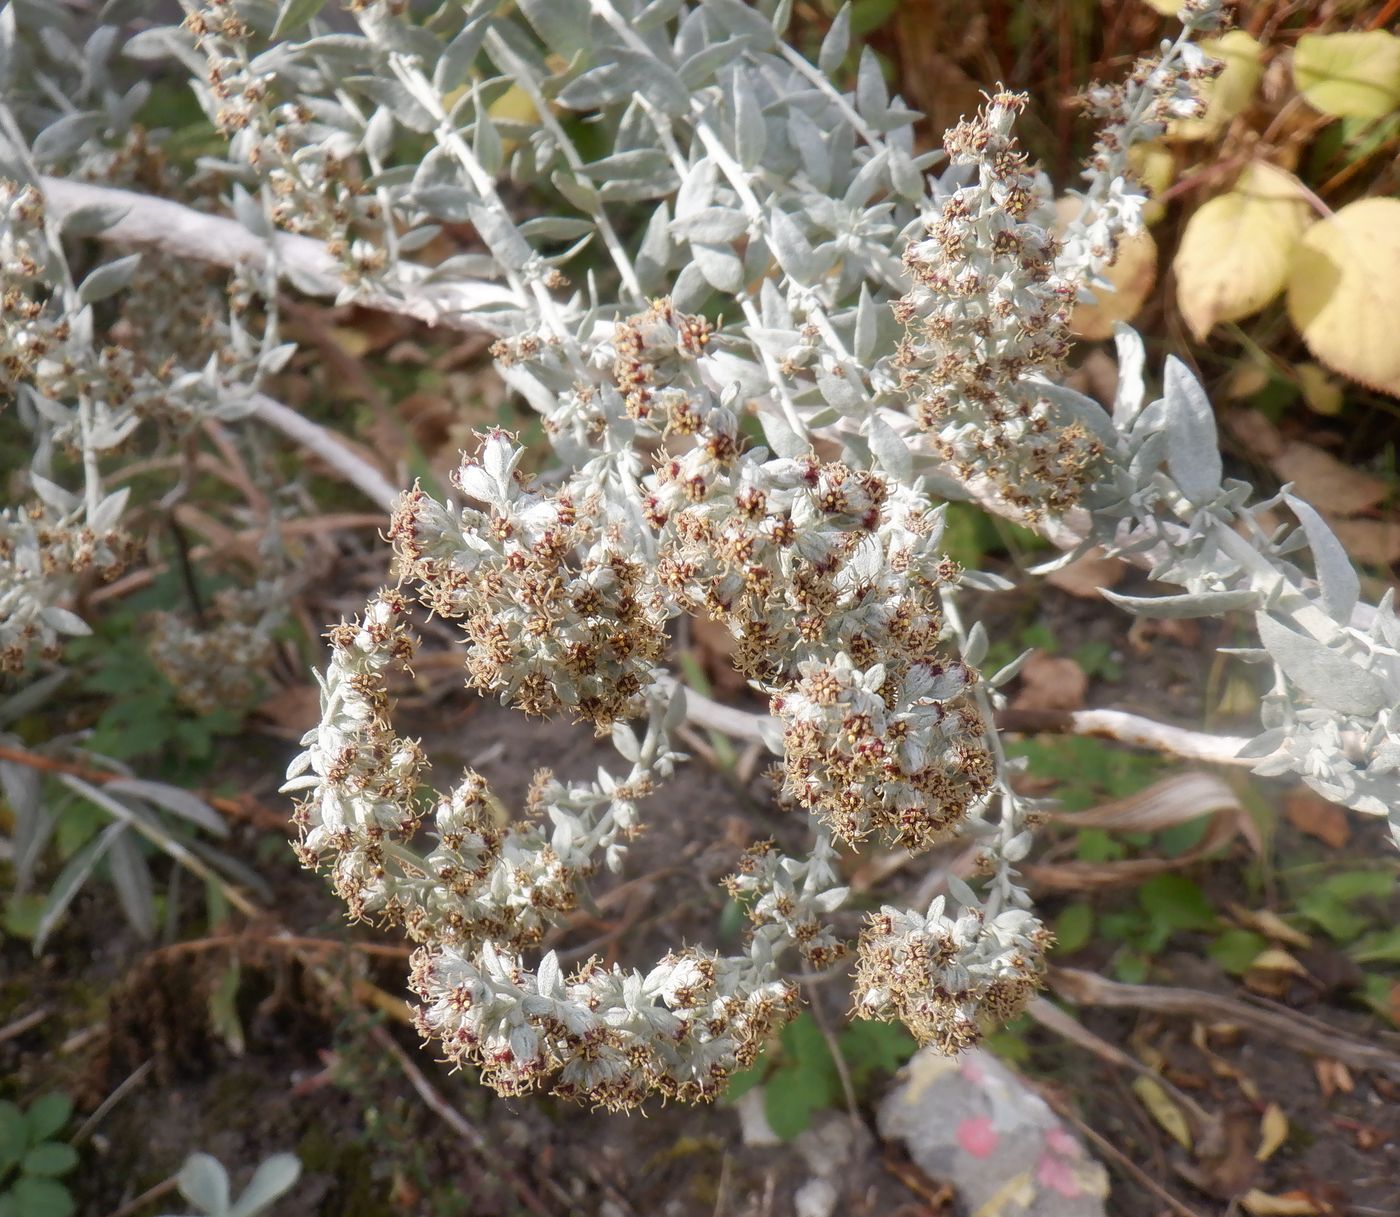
[1173,163,1311,341]
[1170,30,1264,139]
[1071,228,1158,340]
[1293,30,1400,120]
[1286,197,1400,398]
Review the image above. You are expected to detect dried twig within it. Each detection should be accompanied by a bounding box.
[1050,968,1400,1079]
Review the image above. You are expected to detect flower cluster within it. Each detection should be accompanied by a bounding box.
[894,95,1103,519]
[0,182,61,402]
[853,897,1050,1053]
[410,944,797,1108]
[388,434,669,731]
[774,653,993,852]
[285,581,818,1109]
[0,500,130,673]
[183,1,389,283]
[149,584,285,713]
[1063,9,1224,279]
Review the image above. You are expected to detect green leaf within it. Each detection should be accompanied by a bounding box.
[1139,875,1218,934]
[1209,928,1268,975]
[21,1143,78,1178]
[23,1096,72,1145]
[722,1062,766,1102]
[1297,891,1370,943]
[763,1062,834,1139]
[837,1019,915,1090]
[1076,828,1127,862]
[1349,928,1400,964]
[0,1102,26,1172]
[1053,903,1094,955]
[1114,949,1150,984]
[1313,870,1395,902]
[8,1176,74,1217]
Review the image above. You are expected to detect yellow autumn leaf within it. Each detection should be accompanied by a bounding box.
[1241,1189,1319,1217]
[1256,1103,1289,1162]
[1130,1075,1192,1149]
[1071,228,1158,340]
[1174,162,1311,341]
[1295,362,1343,415]
[1171,30,1264,139]
[1293,30,1400,120]
[1286,197,1400,398]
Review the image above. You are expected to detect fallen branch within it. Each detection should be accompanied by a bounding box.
[250,393,402,513]
[1050,967,1400,1080]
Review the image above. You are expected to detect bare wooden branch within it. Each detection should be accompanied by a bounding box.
[37,175,510,335]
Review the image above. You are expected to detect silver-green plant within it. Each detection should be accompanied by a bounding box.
[1,0,1396,1114]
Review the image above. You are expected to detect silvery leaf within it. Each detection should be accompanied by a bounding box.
[60,201,130,236]
[866,412,911,481]
[691,241,744,292]
[178,1153,232,1217]
[33,823,125,955]
[818,3,850,74]
[229,1154,301,1217]
[758,406,807,459]
[733,76,767,171]
[517,0,590,56]
[107,831,155,940]
[1112,323,1147,422]
[78,253,142,305]
[104,779,229,838]
[1101,588,1258,619]
[434,17,490,92]
[1285,494,1359,625]
[1163,356,1222,505]
[40,606,92,637]
[855,46,887,120]
[1256,612,1390,716]
[669,207,747,243]
[272,0,325,38]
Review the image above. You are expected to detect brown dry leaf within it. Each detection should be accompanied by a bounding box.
[1330,517,1400,569]
[1011,653,1088,712]
[1283,791,1351,848]
[1272,441,1389,516]
[1313,1057,1355,1098]
[1226,408,1285,461]
[1241,1190,1319,1216]
[1229,904,1312,950]
[1027,772,1250,891]
[1045,547,1128,599]
[1256,1103,1290,1161]
[1131,1075,1193,1149]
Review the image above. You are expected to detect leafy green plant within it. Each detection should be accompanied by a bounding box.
[157,1151,301,1217]
[726,1013,915,1139]
[0,1094,78,1217]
